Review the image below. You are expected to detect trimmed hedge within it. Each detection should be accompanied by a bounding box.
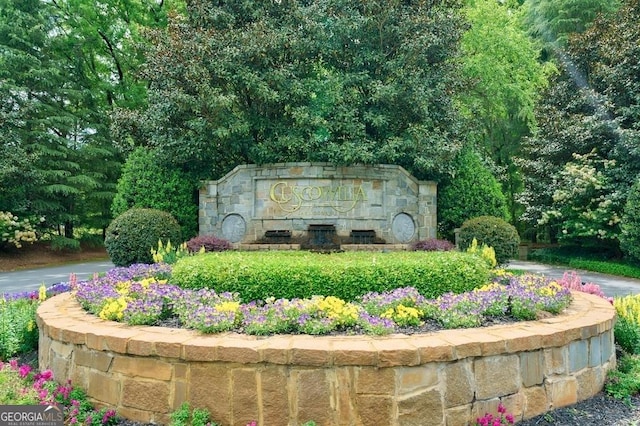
[458,216,520,265]
[170,251,491,302]
[105,208,182,266]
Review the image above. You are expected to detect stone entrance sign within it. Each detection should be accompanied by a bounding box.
[199,163,437,244]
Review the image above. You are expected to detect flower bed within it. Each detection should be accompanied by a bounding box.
[73,263,572,336]
[36,262,616,425]
[37,290,615,425]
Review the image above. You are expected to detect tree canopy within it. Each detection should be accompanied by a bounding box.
[518,0,640,246]
[114,0,469,182]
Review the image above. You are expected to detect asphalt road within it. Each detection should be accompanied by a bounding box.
[507,260,640,298]
[1,258,640,298]
[0,260,114,295]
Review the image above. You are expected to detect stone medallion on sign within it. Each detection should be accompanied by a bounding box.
[392,213,415,243]
[221,214,246,243]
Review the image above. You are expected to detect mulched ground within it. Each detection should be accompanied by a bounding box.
[516,393,640,425]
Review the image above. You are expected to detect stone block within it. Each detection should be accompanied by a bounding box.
[601,331,614,364]
[189,364,231,425]
[569,340,588,373]
[397,365,439,395]
[122,378,170,413]
[356,395,393,426]
[231,369,259,426]
[576,367,604,401]
[544,347,567,376]
[356,367,396,395]
[589,335,602,368]
[523,386,549,419]
[444,361,474,407]
[260,367,290,425]
[87,371,120,406]
[333,367,356,424]
[520,351,544,387]
[74,348,113,372]
[398,389,444,426]
[111,356,172,380]
[50,339,73,359]
[474,355,520,399]
[172,380,188,410]
[546,377,577,408]
[295,370,333,425]
[445,405,471,426]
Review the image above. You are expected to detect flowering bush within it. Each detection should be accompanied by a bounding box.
[476,403,514,425]
[613,294,640,354]
[540,150,623,246]
[0,211,43,249]
[0,360,117,426]
[151,240,190,264]
[73,264,573,335]
[0,283,70,360]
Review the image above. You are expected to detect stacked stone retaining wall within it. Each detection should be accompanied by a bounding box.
[37,292,615,426]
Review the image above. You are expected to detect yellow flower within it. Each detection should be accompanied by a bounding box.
[215,301,241,313]
[38,284,47,302]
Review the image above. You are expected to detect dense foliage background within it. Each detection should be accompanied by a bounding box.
[1,0,639,261]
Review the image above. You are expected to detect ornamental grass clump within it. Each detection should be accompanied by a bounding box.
[73,264,573,335]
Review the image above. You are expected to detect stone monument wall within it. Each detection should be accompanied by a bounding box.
[198,163,437,244]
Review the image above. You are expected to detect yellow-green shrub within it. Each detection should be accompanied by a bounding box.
[170,251,491,302]
[614,294,640,354]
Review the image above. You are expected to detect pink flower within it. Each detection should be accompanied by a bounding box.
[19,364,32,378]
[497,403,506,414]
[506,414,514,424]
[9,359,18,370]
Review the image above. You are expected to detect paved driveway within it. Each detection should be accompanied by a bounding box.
[507,260,640,298]
[0,260,114,295]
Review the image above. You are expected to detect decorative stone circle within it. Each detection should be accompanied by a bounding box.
[37,291,616,426]
[221,213,246,243]
[391,212,415,242]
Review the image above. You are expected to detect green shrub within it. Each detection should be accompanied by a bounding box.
[170,403,216,426]
[606,354,640,402]
[620,177,640,263]
[437,146,508,240]
[49,235,81,252]
[458,216,520,265]
[0,298,39,360]
[104,208,182,266]
[614,317,640,355]
[171,251,490,302]
[112,147,199,239]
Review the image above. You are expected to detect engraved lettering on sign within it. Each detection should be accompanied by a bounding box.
[269,181,368,213]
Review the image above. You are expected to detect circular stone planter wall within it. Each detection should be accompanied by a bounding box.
[37,292,615,426]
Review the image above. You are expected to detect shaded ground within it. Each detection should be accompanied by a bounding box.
[0,241,108,272]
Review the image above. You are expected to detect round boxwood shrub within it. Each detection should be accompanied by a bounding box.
[458,216,520,265]
[105,208,182,266]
